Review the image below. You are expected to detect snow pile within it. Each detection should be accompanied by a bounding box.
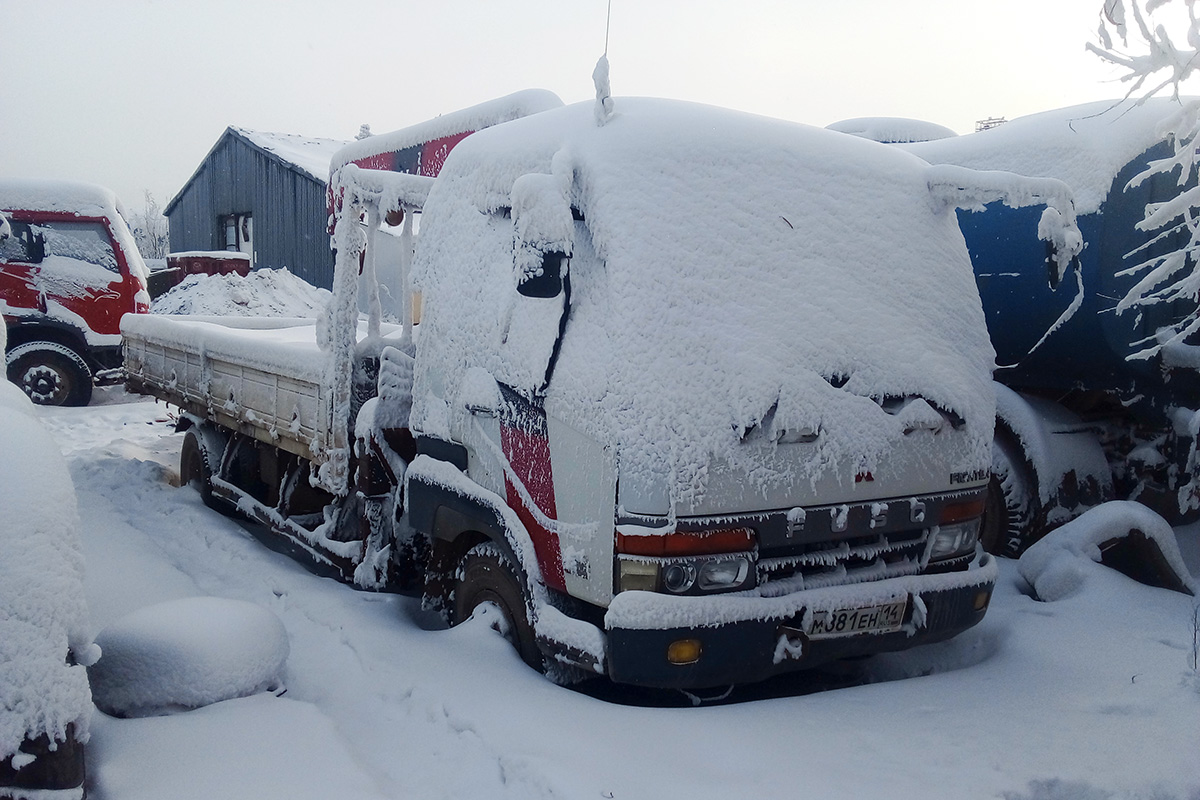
[0,375,96,762]
[152,268,331,317]
[88,597,289,718]
[412,98,996,512]
[827,116,957,143]
[905,98,1188,214]
[1018,501,1198,601]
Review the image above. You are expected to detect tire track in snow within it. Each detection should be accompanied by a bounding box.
[42,399,566,800]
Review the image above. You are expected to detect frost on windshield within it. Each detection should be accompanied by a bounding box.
[411,99,997,513]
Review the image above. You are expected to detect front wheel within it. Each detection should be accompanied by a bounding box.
[980,436,1039,557]
[452,542,544,672]
[6,341,93,406]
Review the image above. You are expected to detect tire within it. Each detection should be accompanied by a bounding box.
[980,435,1038,557]
[5,341,93,406]
[180,426,232,514]
[452,542,544,672]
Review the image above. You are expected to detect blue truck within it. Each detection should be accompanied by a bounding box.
[901,99,1200,556]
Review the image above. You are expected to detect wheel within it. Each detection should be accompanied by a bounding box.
[980,435,1039,557]
[6,341,93,406]
[452,542,544,672]
[180,426,232,514]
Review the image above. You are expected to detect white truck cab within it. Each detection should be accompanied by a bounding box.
[391,97,1001,685]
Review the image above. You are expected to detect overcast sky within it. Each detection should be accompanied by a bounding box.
[0,0,1156,212]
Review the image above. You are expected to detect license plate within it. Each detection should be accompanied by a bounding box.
[805,598,907,639]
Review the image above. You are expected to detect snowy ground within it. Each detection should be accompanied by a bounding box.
[31,386,1200,800]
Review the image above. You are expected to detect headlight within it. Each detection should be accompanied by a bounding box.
[617,553,754,595]
[929,519,981,561]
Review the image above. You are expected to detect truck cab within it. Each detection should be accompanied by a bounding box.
[380,97,1001,686]
[1,179,150,405]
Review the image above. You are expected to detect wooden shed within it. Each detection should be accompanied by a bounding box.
[164,127,347,289]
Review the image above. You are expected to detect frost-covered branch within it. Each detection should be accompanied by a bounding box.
[1092,1,1200,359]
[1089,0,1200,102]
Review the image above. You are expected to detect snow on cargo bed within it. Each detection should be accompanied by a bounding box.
[122,315,406,476]
[125,316,333,383]
[904,98,1189,214]
[412,98,996,510]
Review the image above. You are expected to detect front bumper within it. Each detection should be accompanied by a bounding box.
[602,553,996,689]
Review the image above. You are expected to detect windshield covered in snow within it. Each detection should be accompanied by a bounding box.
[413,99,995,502]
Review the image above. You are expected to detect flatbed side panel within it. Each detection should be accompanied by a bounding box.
[123,322,329,464]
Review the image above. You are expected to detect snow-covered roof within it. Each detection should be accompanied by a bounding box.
[904,98,1187,214]
[165,126,349,214]
[412,97,996,505]
[826,116,958,144]
[0,177,125,218]
[330,89,563,174]
[233,128,349,182]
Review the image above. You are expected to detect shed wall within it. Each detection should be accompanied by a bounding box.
[166,135,335,288]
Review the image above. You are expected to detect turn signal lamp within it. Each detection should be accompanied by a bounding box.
[667,639,702,665]
[940,498,985,525]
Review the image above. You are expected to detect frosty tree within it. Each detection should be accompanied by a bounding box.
[1090,0,1200,358]
[130,190,170,260]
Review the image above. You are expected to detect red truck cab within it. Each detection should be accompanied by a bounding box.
[1,179,150,405]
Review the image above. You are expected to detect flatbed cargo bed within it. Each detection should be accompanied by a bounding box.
[122,315,401,470]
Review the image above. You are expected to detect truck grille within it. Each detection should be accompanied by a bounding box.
[755,528,929,595]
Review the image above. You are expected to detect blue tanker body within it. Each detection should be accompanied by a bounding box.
[904,102,1200,553]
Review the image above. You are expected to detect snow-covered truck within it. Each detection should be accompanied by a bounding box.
[2,179,151,406]
[125,89,1021,688]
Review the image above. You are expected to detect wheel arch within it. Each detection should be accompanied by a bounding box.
[992,382,1114,541]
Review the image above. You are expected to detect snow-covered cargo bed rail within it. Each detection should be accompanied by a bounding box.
[122,315,332,465]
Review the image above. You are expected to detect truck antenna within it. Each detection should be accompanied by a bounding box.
[604,0,612,55]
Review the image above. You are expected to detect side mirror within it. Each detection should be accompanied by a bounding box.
[518,251,566,298]
[30,231,46,263]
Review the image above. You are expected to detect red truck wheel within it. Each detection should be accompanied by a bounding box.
[6,342,93,406]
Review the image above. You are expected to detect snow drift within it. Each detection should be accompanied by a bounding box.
[88,597,289,718]
[0,373,96,762]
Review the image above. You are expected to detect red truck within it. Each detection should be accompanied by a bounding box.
[0,179,150,405]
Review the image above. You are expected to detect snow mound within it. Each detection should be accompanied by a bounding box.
[1018,501,1198,601]
[151,268,331,317]
[88,597,289,718]
[826,116,958,143]
[0,378,95,760]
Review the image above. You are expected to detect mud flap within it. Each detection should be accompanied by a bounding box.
[1099,529,1195,595]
